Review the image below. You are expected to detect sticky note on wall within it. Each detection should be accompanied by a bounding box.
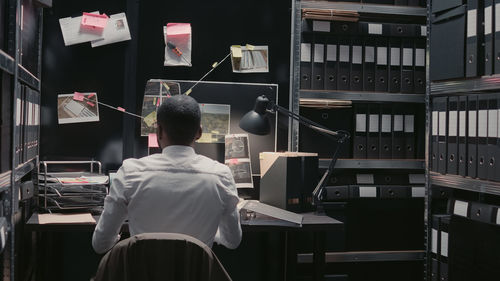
[81,12,109,30]
[148,133,159,148]
[231,45,242,58]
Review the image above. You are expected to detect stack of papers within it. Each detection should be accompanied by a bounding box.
[59,12,131,47]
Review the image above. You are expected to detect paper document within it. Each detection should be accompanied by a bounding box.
[91,13,131,47]
[59,12,104,46]
[197,104,230,143]
[57,93,99,124]
[230,45,269,73]
[38,213,96,224]
[224,134,253,188]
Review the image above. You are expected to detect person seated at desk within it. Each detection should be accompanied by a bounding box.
[92,95,242,254]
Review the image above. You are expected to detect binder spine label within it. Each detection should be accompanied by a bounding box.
[459,111,466,136]
[339,45,349,62]
[313,20,330,32]
[404,115,415,133]
[467,9,477,38]
[394,115,404,131]
[497,4,500,32]
[469,111,477,137]
[390,47,400,66]
[440,232,449,257]
[439,111,446,136]
[411,187,425,198]
[314,44,324,63]
[368,23,382,35]
[485,6,493,35]
[415,48,425,67]
[301,43,312,62]
[431,228,438,254]
[365,46,375,63]
[449,111,458,137]
[377,47,387,65]
[381,114,391,133]
[432,111,438,136]
[403,48,413,66]
[326,45,337,61]
[369,114,379,132]
[356,114,366,132]
[352,46,362,64]
[359,186,377,197]
[478,110,488,137]
[454,200,469,217]
[488,109,498,138]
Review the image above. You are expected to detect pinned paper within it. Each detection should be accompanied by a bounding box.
[148,133,159,148]
[91,13,132,48]
[81,12,109,30]
[164,23,192,67]
[117,107,125,112]
[231,45,242,58]
[165,23,191,36]
[73,92,85,101]
[246,44,255,51]
[144,111,157,127]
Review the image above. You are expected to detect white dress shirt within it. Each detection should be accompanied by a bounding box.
[92,145,242,254]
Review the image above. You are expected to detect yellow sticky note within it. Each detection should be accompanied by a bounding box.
[144,111,157,127]
[246,44,255,51]
[231,45,242,58]
[162,82,170,90]
[185,88,192,95]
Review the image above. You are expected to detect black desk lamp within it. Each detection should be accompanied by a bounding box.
[239,95,350,213]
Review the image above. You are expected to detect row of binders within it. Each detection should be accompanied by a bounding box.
[325,185,425,200]
[353,104,418,159]
[430,214,450,281]
[15,84,40,167]
[300,20,426,94]
[431,0,500,80]
[431,94,500,182]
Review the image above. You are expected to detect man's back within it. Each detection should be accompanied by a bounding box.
[92,146,242,254]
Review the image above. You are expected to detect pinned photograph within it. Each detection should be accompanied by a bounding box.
[140,81,181,136]
[225,134,250,159]
[225,159,253,188]
[57,92,99,124]
[230,45,269,73]
[197,104,230,144]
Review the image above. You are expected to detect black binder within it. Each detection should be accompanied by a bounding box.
[389,38,401,93]
[401,38,414,94]
[494,95,500,181]
[466,0,484,77]
[363,38,376,92]
[375,37,388,92]
[438,96,448,174]
[431,258,439,281]
[300,39,312,90]
[324,38,338,90]
[484,0,494,75]
[350,37,363,91]
[467,95,478,178]
[404,110,415,159]
[380,104,392,159]
[487,96,498,181]
[392,108,405,159]
[477,95,489,179]
[414,38,426,94]
[431,98,440,172]
[389,22,416,37]
[353,104,368,159]
[312,38,325,90]
[447,96,459,175]
[338,38,351,90]
[367,105,380,159]
[495,0,500,74]
[458,96,468,176]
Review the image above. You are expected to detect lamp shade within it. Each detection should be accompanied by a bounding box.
[239,95,271,135]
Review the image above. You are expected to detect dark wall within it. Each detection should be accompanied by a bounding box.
[41,0,291,171]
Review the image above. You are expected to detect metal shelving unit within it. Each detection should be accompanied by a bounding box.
[18,64,41,91]
[430,74,500,95]
[429,172,500,197]
[298,250,425,263]
[300,90,425,103]
[300,1,427,17]
[14,158,37,182]
[0,50,15,74]
[319,159,425,170]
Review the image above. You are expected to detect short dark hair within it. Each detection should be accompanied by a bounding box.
[156,95,201,145]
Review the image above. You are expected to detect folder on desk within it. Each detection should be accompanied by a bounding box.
[467,95,478,178]
[239,200,303,227]
[392,109,405,159]
[485,0,494,75]
[466,0,484,77]
[353,104,367,159]
[404,111,415,159]
[414,38,426,94]
[447,96,459,175]
[495,0,500,74]
[367,105,380,159]
[363,38,376,91]
[401,39,414,94]
[389,38,401,93]
[300,40,312,90]
[312,39,325,90]
[375,38,388,92]
[350,38,363,91]
[338,39,350,90]
[477,95,489,179]
[380,105,392,159]
[458,96,468,176]
[325,38,338,90]
[437,97,448,174]
[487,95,498,181]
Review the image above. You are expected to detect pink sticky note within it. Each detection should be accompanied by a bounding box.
[73,92,85,101]
[117,107,125,112]
[148,133,159,148]
[81,12,109,30]
[229,159,239,164]
[88,93,96,98]
[156,98,161,106]
[166,23,191,36]
[86,101,95,107]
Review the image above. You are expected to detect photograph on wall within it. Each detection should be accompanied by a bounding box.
[225,134,250,159]
[224,159,253,188]
[230,45,269,73]
[140,80,181,136]
[197,104,230,144]
[57,93,99,124]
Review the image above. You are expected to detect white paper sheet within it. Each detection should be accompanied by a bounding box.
[91,13,131,47]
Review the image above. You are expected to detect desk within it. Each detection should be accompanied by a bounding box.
[26,212,343,281]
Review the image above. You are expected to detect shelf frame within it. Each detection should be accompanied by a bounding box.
[430,75,500,95]
[300,1,427,17]
[300,90,425,103]
[429,172,500,196]
[319,159,425,170]
[297,250,425,263]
